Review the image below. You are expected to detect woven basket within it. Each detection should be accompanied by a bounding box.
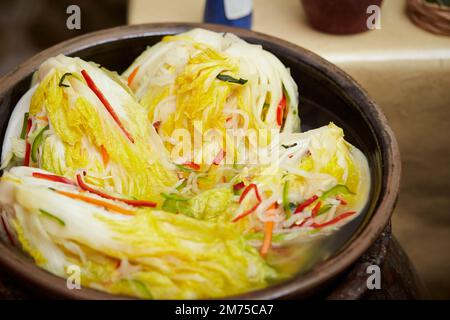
[407,0,450,36]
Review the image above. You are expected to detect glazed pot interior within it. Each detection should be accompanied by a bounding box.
[0,24,394,299]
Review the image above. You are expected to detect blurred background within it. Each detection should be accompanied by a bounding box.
[0,0,449,298]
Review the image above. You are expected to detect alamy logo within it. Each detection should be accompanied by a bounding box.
[366,5,382,30]
[66,5,81,30]
[366,264,381,290]
[66,264,81,290]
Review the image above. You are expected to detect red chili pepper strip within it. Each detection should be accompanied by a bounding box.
[153,121,161,133]
[81,70,135,143]
[294,195,318,214]
[311,201,322,217]
[183,161,200,171]
[233,181,245,191]
[232,202,260,223]
[260,221,274,257]
[233,183,262,222]
[276,95,286,127]
[212,149,225,165]
[311,211,356,228]
[239,183,261,204]
[76,174,156,208]
[32,172,77,186]
[23,118,32,166]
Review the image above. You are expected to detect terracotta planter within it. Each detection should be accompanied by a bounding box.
[301,0,384,34]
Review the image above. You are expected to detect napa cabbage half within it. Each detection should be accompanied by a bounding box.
[29,55,177,203]
[278,123,368,208]
[0,166,277,299]
[122,28,300,164]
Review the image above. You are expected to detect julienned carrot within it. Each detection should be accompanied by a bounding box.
[100,145,109,166]
[54,189,135,215]
[260,221,274,256]
[336,196,348,205]
[81,69,135,144]
[127,66,140,86]
[36,116,48,122]
[76,174,156,208]
[267,202,279,210]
